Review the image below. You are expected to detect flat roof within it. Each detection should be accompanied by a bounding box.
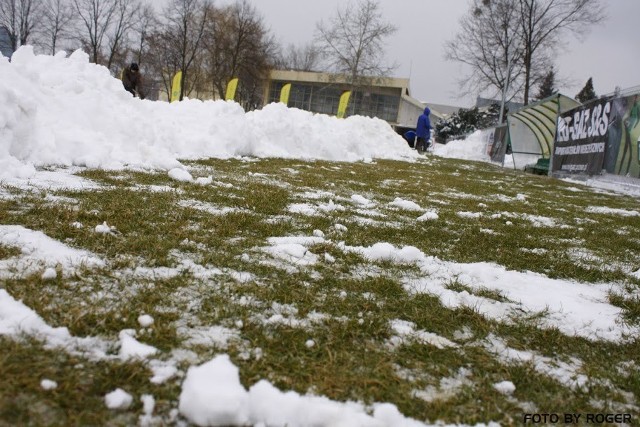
[269,70,410,91]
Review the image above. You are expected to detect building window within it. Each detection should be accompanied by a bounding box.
[351,91,399,122]
[267,81,400,123]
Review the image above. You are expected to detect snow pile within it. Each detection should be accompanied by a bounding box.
[178,354,460,427]
[0,47,417,181]
[433,130,492,162]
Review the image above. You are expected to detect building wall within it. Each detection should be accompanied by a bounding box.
[398,95,426,128]
[264,70,423,126]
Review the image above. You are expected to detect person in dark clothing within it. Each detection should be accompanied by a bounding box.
[121,63,145,99]
[403,130,417,148]
[416,107,432,153]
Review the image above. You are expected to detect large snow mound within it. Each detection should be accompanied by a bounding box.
[0,47,417,180]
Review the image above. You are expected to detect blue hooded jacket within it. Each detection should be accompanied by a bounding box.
[416,107,431,138]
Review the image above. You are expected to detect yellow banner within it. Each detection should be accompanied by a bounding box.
[225,77,239,101]
[337,90,351,119]
[170,71,182,102]
[279,83,291,105]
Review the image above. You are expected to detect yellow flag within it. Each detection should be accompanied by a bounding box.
[225,77,239,101]
[337,90,351,119]
[170,71,182,102]
[279,83,291,105]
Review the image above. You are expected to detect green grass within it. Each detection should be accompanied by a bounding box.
[1,156,639,426]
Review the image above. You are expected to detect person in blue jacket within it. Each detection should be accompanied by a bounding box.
[416,107,432,153]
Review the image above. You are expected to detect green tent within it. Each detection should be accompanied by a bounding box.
[506,93,581,172]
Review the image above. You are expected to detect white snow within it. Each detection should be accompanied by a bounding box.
[1,47,638,427]
[137,314,154,328]
[389,197,423,211]
[0,225,105,279]
[41,267,57,280]
[40,379,58,390]
[0,47,416,181]
[94,221,113,234]
[118,330,158,360]
[169,168,193,182]
[105,388,133,410]
[178,354,461,427]
[492,381,516,395]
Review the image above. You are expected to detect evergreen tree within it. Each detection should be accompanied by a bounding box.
[575,77,597,103]
[435,103,502,142]
[534,69,556,100]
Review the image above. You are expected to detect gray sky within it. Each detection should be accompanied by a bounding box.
[213,0,639,107]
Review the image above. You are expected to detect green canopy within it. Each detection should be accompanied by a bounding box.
[507,94,581,159]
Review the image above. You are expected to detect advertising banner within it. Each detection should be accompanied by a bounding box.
[225,78,239,101]
[553,94,640,177]
[604,94,640,177]
[553,99,610,175]
[279,83,291,105]
[337,91,351,119]
[170,71,182,103]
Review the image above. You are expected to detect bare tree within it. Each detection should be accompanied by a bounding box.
[104,0,139,72]
[39,0,76,54]
[446,0,605,106]
[161,0,211,101]
[0,0,44,50]
[445,0,526,104]
[278,42,321,72]
[73,0,117,64]
[145,29,176,98]
[131,2,155,65]
[314,0,396,88]
[203,0,276,108]
[517,0,604,104]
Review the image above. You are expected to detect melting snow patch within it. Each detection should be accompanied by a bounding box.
[351,194,375,207]
[412,367,473,403]
[180,325,240,348]
[586,206,640,217]
[388,319,458,349]
[493,381,516,395]
[40,379,58,390]
[41,267,57,280]
[138,314,154,328]
[339,242,426,264]
[0,225,105,279]
[485,334,589,390]
[457,211,482,219]
[400,247,637,342]
[389,197,422,211]
[119,330,158,360]
[417,211,439,221]
[105,388,133,410]
[95,221,116,234]
[168,168,193,182]
[179,355,251,426]
[179,354,447,426]
[195,176,213,185]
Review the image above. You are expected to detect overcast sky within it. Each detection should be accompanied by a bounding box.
[199,0,639,107]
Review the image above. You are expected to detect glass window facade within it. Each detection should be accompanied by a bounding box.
[268,81,400,123]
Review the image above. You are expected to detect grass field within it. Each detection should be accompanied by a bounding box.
[1,155,639,426]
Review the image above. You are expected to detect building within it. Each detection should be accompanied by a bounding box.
[262,70,442,130]
[0,26,13,59]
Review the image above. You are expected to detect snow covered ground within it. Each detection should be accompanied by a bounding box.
[1,48,639,426]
